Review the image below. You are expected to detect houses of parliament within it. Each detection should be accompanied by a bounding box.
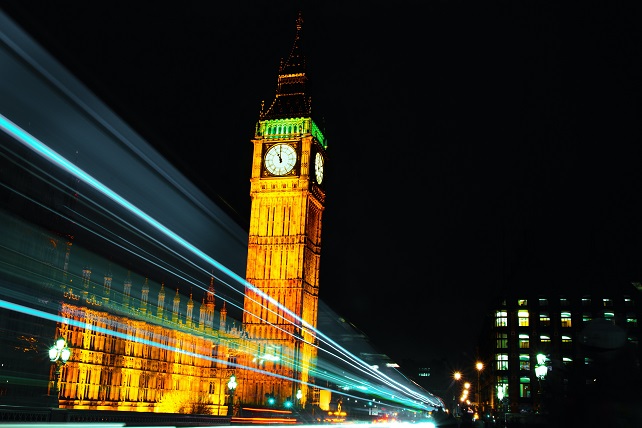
[0,12,330,415]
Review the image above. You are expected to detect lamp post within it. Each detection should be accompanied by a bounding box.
[475,362,483,411]
[296,388,303,409]
[452,372,462,415]
[497,384,506,415]
[227,374,237,416]
[534,354,548,413]
[48,337,71,406]
[462,382,471,406]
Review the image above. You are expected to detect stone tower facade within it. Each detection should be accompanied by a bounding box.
[242,12,328,408]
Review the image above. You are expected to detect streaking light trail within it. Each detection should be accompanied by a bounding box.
[0,114,443,410]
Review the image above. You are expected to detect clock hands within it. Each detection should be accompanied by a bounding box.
[266,144,296,175]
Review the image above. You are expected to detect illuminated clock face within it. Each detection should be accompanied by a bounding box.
[314,152,324,184]
[264,143,297,176]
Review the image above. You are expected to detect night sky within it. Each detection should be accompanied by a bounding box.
[2,1,641,373]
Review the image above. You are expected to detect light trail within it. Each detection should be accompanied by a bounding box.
[0,114,442,410]
[0,289,422,412]
[0,424,437,428]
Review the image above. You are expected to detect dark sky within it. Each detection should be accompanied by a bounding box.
[3,1,641,370]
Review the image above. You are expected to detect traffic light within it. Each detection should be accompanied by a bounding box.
[266,393,276,406]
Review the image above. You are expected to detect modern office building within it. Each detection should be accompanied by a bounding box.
[478,283,641,416]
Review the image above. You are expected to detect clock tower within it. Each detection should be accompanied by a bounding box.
[242,12,327,408]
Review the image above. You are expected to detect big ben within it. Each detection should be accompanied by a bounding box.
[242,12,327,408]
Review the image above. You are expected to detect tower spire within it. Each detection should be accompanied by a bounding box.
[260,11,310,120]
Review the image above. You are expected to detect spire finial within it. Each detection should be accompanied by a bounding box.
[296,11,303,31]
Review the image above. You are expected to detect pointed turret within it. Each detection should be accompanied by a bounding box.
[81,266,91,301]
[199,296,207,331]
[157,282,166,319]
[186,292,194,327]
[207,273,215,309]
[219,301,227,332]
[123,271,132,308]
[260,12,311,120]
[172,288,180,323]
[102,270,112,305]
[140,278,150,314]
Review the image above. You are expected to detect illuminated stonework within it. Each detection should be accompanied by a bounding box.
[54,301,238,413]
[256,118,327,149]
[242,12,327,409]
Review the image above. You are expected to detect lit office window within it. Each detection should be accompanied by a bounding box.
[561,312,572,327]
[496,311,508,327]
[539,313,550,327]
[519,378,531,398]
[518,310,529,326]
[624,297,634,307]
[496,354,508,370]
[519,334,530,349]
[626,314,637,327]
[519,354,530,370]
[562,357,572,365]
[496,332,508,349]
[538,298,548,306]
[518,299,528,307]
[603,298,613,307]
[562,335,572,343]
[560,298,569,306]
[581,297,591,306]
[582,313,592,323]
[540,335,551,343]
[604,312,615,321]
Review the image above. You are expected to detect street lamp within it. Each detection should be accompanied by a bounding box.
[534,354,548,413]
[48,337,71,405]
[296,388,303,409]
[461,382,471,404]
[452,372,462,415]
[475,361,483,410]
[227,374,237,416]
[535,354,548,380]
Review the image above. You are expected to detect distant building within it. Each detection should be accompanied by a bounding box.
[478,285,642,416]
